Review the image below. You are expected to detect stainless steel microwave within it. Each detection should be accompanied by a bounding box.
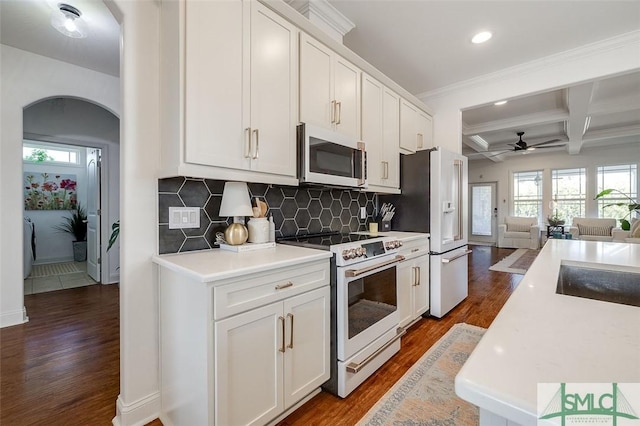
[297,123,367,189]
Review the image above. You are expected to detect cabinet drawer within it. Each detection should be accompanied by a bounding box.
[213,260,330,320]
[398,237,429,259]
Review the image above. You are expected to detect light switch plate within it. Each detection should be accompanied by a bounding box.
[360,207,367,219]
[168,207,200,229]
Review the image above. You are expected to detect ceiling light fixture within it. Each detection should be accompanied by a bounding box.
[51,3,87,39]
[494,100,508,106]
[472,31,492,44]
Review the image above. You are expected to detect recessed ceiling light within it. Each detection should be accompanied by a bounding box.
[51,3,88,39]
[472,31,492,44]
[494,100,508,106]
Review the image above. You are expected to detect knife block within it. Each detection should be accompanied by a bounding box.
[377,220,391,232]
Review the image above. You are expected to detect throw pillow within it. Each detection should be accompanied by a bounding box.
[577,223,613,236]
[506,223,532,232]
[630,218,640,238]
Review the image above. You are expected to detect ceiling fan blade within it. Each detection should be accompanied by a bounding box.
[529,138,563,147]
[486,150,510,158]
[534,144,566,149]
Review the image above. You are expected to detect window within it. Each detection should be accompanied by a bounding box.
[513,170,542,222]
[596,164,638,219]
[23,142,80,165]
[551,168,586,224]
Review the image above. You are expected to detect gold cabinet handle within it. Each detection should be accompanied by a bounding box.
[416,266,421,286]
[417,132,423,149]
[244,127,252,158]
[384,161,389,179]
[275,281,293,290]
[252,129,259,159]
[279,316,286,353]
[336,101,342,125]
[411,266,417,286]
[287,313,294,349]
[330,100,336,124]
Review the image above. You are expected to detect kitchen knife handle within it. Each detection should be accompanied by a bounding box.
[287,313,294,349]
[279,316,286,353]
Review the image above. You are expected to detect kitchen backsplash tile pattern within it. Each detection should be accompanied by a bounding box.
[158,177,377,254]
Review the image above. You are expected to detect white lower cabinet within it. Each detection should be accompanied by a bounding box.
[397,238,430,328]
[215,287,330,426]
[158,258,330,426]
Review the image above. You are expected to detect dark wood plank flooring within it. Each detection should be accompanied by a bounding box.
[1,245,521,426]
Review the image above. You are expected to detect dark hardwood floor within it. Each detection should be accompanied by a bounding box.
[1,245,521,426]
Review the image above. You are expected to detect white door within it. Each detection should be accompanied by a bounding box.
[86,148,101,282]
[469,182,498,245]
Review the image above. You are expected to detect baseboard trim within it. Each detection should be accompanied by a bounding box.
[112,392,161,426]
[267,388,321,426]
[1,306,29,328]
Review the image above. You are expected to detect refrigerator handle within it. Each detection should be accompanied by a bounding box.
[454,159,463,241]
[441,249,472,263]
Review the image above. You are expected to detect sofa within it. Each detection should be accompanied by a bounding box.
[497,216,540,249]
[609,218,640,243]
[567,218,622,242]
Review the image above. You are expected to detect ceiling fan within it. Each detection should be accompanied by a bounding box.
[488,132,567,157]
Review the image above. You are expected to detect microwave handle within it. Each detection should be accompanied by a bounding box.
[357,141,366,186]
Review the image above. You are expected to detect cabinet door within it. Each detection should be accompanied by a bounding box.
[412,255,430,316]
[333,56,361,140]
[299,34,333,130]
[184,0,248,169]
[249,2,297,176]
[283,287,330,408]
[382,87,400,188]
[399,99,418,153]
[396,260,414,328]
[416,110,433,151]
[215,302,284,426]
[362,74,384,186]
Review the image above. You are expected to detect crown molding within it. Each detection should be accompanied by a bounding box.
[286,0,355,42]
[418,30,640,101]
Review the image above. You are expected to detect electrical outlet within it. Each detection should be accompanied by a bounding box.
[168,207,200,229]
[360,206,367,219]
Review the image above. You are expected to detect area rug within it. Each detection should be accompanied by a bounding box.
[488,248,539,274]
[356,323,486,426]
[29,262,81,278]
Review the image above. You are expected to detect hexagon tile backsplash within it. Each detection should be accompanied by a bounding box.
[158,177,377,254]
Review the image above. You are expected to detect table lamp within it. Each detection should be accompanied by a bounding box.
[219,182,254,245]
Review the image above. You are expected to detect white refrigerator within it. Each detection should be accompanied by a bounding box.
[381,147,469,318]
[429,148,470,318]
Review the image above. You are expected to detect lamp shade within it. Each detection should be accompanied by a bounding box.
[219,182,253,218]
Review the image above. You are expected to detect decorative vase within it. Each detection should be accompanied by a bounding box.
[72,240,87,262]
[247,217,270,243]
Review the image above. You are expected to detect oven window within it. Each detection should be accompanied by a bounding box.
[309,137,362,178]
[347,266,397,339]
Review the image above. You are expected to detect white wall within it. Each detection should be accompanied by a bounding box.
[469,144,640,226]
[0,45,119,327]
[420,32,640,154]
[23,149,88,264]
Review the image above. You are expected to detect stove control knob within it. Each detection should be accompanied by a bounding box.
[356,247,366,257]
[341,249,350,260]
[398,240,403,247]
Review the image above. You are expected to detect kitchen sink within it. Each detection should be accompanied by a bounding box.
[556,261,640,307]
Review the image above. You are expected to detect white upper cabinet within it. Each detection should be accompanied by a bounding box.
[400,98,433,153]
[300,33,361,140]
[362,73,400,192]
[184,0,297,179]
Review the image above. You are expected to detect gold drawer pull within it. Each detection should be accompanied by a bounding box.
[275,281,293,290]
[287,313,294,349]
[279,316,285,353]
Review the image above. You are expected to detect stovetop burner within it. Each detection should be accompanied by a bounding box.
[278,232,378,248]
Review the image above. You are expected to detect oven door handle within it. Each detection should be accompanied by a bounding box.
[346,327,406,373]
[345,255,405,277]
[441,249,472,263]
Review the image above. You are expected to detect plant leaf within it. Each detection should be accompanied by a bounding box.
[621,219,631,231]
[594,188,615,199]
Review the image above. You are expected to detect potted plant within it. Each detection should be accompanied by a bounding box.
[54,203,88,261]
[595,189,640,231]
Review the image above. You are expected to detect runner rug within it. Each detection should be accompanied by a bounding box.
[356,323,486,426]
[30,262,81,278]
[488,248,539,275]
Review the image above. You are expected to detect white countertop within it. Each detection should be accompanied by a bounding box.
[153,244,332,283]
[455,239,640,425]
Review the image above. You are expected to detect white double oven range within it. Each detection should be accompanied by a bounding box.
[279,232,405,397]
